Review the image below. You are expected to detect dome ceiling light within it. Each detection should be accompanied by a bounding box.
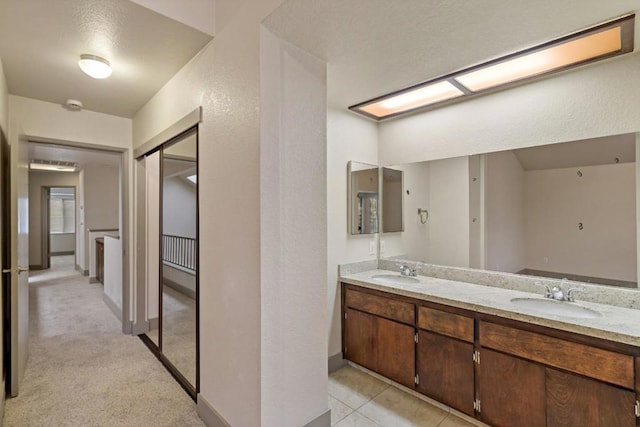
[350,14,635,120]
[78,54,112,79]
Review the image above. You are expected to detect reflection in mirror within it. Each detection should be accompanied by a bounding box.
[381,133,637,288]
[161,128,198,390]
[382,167,404,232]
[348,161,379,235]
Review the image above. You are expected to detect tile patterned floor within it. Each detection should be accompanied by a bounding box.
[329,366,480,427]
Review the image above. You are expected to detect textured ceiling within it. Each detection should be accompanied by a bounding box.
[0,0,212,118]
[264,0,640,109]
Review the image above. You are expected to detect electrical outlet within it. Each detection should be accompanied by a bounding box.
[543,256,549,264]
[369,240,375,255]
[380,240,386,254]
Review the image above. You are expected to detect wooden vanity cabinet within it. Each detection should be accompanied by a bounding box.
[478,321,637,427]
[342,283,640,426]
[343,289,415,388]
[416,306,475,416]
[477,348,546,427]
[546,368,636,427]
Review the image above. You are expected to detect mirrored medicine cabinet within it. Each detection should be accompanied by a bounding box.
[348,161,404,235]
[349,132,639,289]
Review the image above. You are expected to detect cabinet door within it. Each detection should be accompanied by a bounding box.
[377,316,415,388]
[417,331,474,416]
[478,348,546,427]
[344,308,377,371]
[547,368,636,427]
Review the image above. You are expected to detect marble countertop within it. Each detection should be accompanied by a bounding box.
[341,269,640,347]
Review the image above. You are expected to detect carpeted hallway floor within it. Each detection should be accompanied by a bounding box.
[2,256,204,427]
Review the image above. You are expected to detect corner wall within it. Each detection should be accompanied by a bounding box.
[326,107,378,358]
[132,1,333,426]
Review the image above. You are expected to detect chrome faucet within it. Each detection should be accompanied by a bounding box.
[399,264,419,277]
[542,279,585,302]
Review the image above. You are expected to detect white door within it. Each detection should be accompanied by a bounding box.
[8,127,28,396]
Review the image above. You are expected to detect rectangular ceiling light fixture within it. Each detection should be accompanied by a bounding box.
[350,13,635,120]
[30,160,77,172]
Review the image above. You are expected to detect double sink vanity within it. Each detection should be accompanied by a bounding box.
[340,265,640,427]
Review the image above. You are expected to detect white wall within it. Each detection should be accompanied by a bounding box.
[50,233,75,254]
[485,151,526,273]
[104,235,122,309]
[326,107,378,358]
[132,1,333,425]
[81,165,120,271]
[378,54,640,166]
[162,177,196,238]
[524,163,636,282]
[27,171,79,266]
[9,96,131,150]
[260,28,327,427]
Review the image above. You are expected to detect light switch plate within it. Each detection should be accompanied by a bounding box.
[369,240,376,255]
[380,240,386,254]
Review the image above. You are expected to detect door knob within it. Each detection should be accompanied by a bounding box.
[17,266,28,273]
[2,269,10,274]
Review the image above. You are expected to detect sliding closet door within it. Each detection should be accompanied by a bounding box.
[160,128,198,394]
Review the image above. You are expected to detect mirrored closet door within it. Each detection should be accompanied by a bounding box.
[142,126,199,398]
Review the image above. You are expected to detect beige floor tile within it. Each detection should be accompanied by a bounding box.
[357,386,448,427]
[438,414,479,427]
[330,395,355,425]
[329,366,389,409]
[335,411,382,427]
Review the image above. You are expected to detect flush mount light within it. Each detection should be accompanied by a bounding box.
[350,14,634,120]
[78,54,112,79]
[30,160,77,172]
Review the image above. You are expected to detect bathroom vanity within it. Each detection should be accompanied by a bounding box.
[340,270,640,427]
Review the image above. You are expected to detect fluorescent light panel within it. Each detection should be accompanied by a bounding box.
[350,14,634,120]
[359,81,464,118]
[30,163,77,172]
[455,27,622,92]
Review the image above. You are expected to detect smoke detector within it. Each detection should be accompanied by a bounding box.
[64,99,83,111]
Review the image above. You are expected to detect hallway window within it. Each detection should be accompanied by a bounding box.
[50,188,75,233]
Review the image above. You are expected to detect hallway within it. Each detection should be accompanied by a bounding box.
[3,256,204,426]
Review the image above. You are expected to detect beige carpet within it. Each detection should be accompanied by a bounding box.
[2,256,204,427]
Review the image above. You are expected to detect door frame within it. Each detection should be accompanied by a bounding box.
[40,185,77,269]
[26,136,131,334]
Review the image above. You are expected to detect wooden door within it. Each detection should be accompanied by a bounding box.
[417,331,474,415]
[478,348,546,427]
[377,316,414,388]
[546,368,636,427]
[344,308,377,371]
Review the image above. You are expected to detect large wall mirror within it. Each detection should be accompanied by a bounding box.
[143,126,199,398]
[381,133,637,289]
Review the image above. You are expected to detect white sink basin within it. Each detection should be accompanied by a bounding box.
[510,298,602,319]
[371,274,420,285]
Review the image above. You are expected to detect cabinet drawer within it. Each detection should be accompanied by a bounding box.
[345,288,414,324]
[418,306,474,342]
[479,321,634,389]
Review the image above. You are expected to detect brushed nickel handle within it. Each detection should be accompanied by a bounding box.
[17,266,28,273]
[2,269,10,274]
